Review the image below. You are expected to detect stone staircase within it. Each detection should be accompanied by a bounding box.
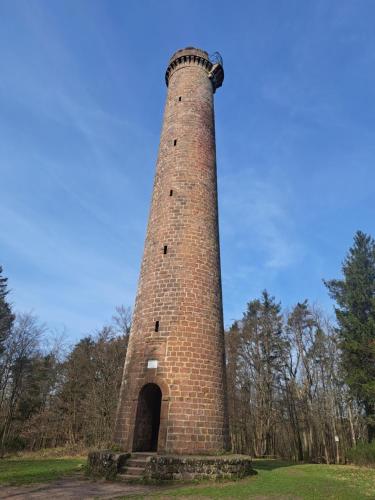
[117,452,155,481]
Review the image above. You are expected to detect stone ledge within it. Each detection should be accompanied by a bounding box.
[144,454,255,480]
[87,450,130,480]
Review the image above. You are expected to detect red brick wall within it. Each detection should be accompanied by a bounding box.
[114,47,230,454]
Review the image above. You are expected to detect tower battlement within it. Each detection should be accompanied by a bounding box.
[165,46,224,91]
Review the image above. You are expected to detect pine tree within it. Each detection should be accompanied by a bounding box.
[0,266,14,354]
[324,231,375,442]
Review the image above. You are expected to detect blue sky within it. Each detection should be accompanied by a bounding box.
[1,1,374,341]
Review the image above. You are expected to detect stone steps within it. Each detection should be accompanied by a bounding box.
[117,452,155,481]
[117,472,143,481]
[124,466,144,475]
[131,452,156,458]
[126,458,148,467]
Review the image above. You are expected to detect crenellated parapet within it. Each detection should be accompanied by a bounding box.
[165,46,224,92]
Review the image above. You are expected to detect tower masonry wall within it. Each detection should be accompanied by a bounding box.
[114,48,230,454]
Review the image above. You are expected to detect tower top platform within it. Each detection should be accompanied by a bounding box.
[169,47,209,62]
[165,46,224,92]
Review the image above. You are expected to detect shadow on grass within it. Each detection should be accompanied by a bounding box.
[252,459,297,471]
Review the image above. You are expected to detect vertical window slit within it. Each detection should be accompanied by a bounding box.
[179,96,182,102]
[173,139,177,146]
[155,321,159,332]
[163,245,168,255]
[170,189,173,196]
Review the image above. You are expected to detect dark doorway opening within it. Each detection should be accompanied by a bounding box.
[132,383,162,452]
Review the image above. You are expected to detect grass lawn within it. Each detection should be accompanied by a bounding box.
[1,457,374,499]
[0,457,86,485]
[151,459,375,499]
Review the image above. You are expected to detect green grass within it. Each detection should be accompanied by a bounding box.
[1,457,375,498]
[0,457,86,485]
[150,459,375,499]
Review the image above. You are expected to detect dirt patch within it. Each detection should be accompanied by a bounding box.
[0,477,167,499]
[156,496,302,500]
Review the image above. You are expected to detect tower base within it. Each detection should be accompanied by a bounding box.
[87,450,255,481]
[144,454,255,481]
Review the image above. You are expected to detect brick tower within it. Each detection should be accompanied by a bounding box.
[115,47,229,454]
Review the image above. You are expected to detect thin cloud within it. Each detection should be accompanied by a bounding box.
[220,168,302,271]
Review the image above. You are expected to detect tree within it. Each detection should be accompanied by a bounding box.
[324,231,375,442]
[227,293,358,462]
[226,321,242,451]
[0,312,44,454]
[240,291,285,456]
[0,266,14,355]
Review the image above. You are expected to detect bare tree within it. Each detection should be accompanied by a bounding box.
[0,312,45,454]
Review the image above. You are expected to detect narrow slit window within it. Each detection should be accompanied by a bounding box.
[173,139,177,146]
[169,189,173,196]
[178,96,182,102]
[155,321,159,332]
[163,245,168,255]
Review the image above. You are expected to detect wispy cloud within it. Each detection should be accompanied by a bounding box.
[220,167,302,270]
[0,202,137,337]
[1,0,374,338]
[0,5,151,338]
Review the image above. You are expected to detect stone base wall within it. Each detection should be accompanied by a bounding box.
[144,455,254,480]
[87,451,130,480]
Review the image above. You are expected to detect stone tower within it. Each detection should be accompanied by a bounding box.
[115,47,229,455]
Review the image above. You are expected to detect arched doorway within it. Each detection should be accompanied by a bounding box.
[132,383,162,452]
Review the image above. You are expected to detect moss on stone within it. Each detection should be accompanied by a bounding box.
[87,451,130,480]
[144,454,254,481]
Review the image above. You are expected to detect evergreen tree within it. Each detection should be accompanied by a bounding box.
[241,291,285,455]
[0,266,14,354]
[324,231,375,442]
